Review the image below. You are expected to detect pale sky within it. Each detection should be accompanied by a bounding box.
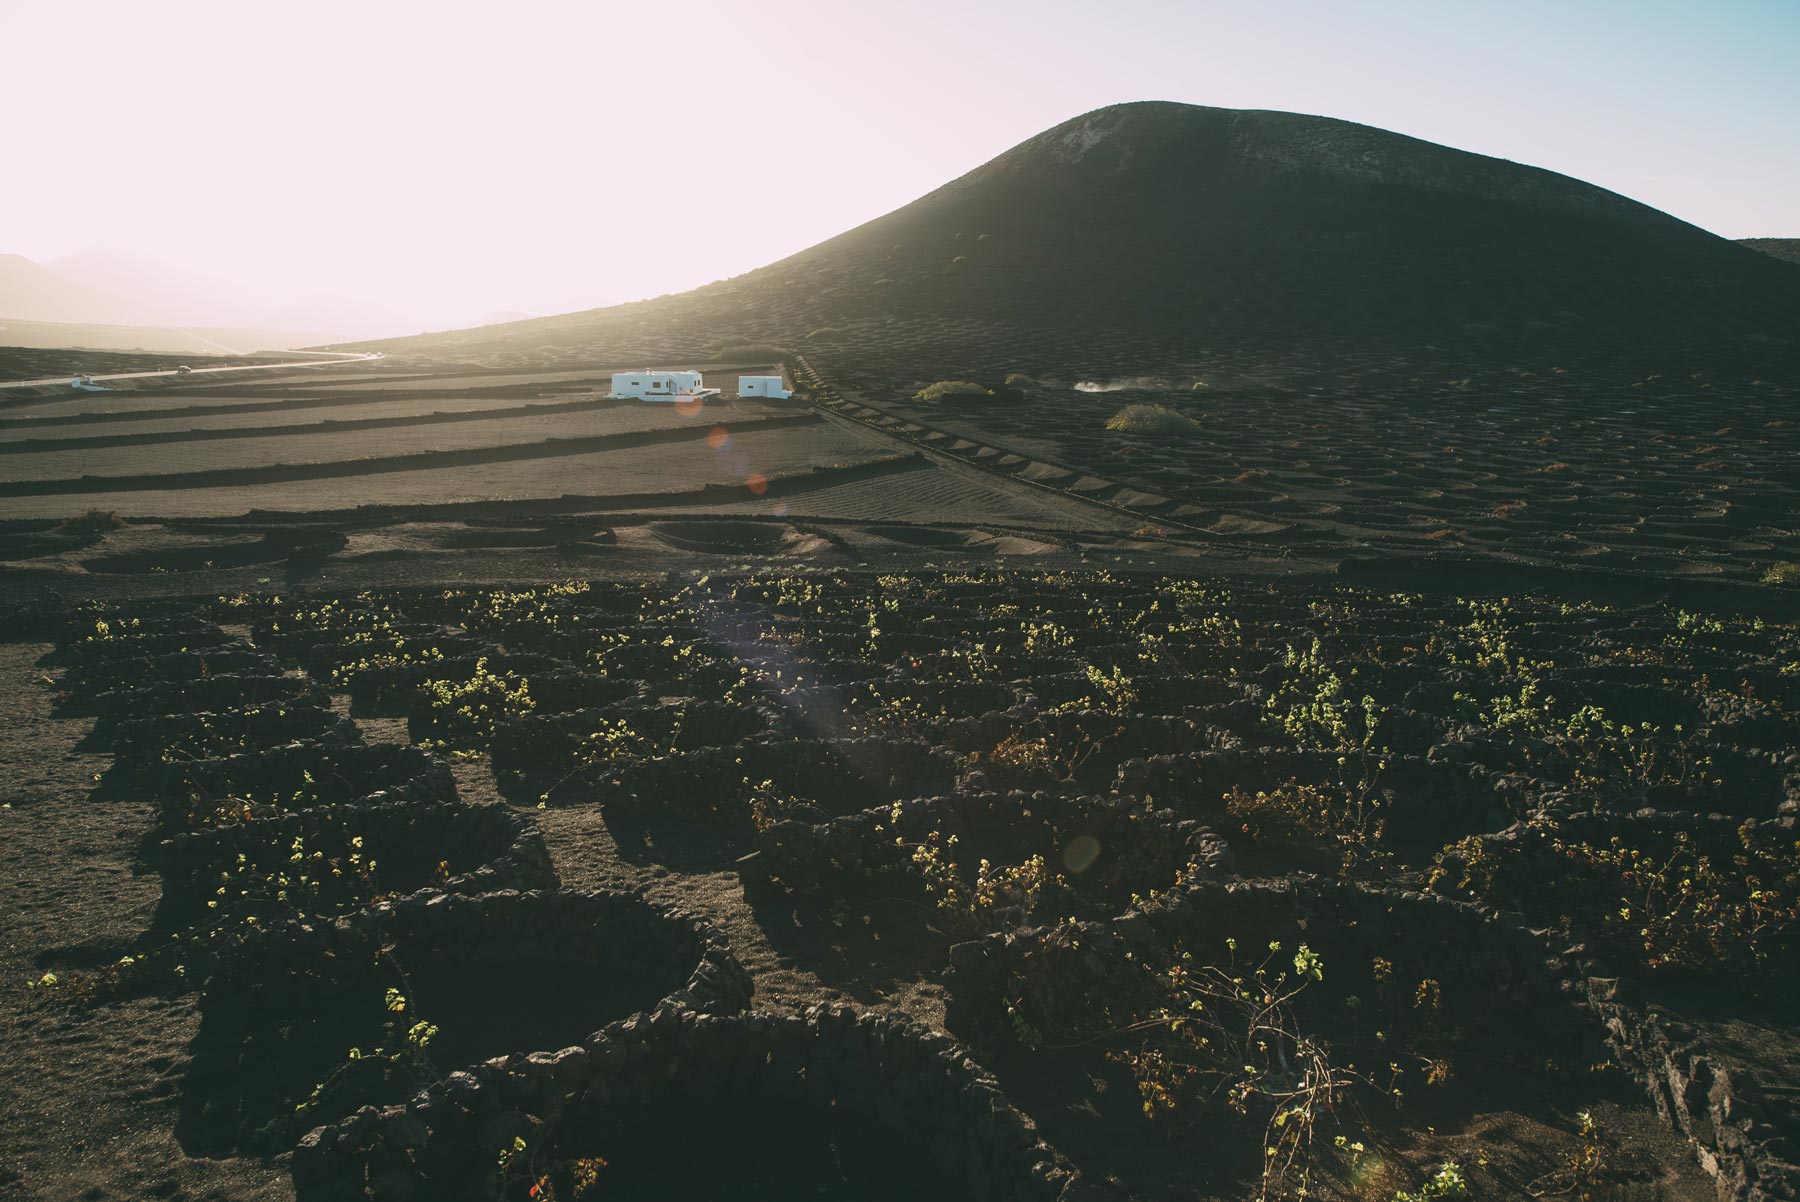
[4,0,1796,335]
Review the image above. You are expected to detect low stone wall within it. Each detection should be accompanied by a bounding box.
[108,699,361,764]
[345,652,560,716]
[1115,748,1522,847]
[49,620,233,671]
[302,633,486,679]
[739,790,1234,925]
[498,671,647,717]
[945,877,1579,1054]
[63,645,277,696]
[570,736,961,824]
[155,740,457,827]
[1587,978,1800,1202]
[489,698,767,796]
[293,1004,1101,1202]
[206,887,750,1021]
[155,797,557,914]
[92,671,321,720]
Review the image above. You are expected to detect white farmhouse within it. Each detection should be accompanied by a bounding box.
[609,369,718,402]
[737,375,791,400]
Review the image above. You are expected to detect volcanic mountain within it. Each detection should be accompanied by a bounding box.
[1741,238,1800,267]
[352,102,1800,368]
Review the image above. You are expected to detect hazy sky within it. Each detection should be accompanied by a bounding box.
[5,0,1796,334]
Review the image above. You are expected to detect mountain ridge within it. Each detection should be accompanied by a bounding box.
[344,101,1800,366]
[1740,237,1800,267]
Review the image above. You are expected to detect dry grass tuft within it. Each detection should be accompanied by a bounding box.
[56,509,123,540]
[914,380,993,402]
[1106,404,1202,435]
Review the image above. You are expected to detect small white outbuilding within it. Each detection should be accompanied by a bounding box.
[737,375,791,400]
[610,369,717,402]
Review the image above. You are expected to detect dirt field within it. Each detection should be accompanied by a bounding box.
[801,341,1800,590]
[6,569,1793,1202]
[1,349,1797,1202]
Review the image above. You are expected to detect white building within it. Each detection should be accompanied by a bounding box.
[610,369,718,402]
[737,375,791,400]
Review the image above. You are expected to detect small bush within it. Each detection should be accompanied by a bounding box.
[1225,782,1390,877]
[57,509,123,540]
[1392,1162,1468,1202]
[414,658,535,751]
[1004,372,1035,386]
[1105,404,1201,436]
[913,380,992,402]
[1761,562,1800,586]
[1431,824,1799,980]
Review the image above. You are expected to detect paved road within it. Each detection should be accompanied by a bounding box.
[0,350,385,390]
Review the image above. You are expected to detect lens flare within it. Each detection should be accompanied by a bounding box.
[746,472,768,496]
[1062,834,1102,874]
[707,427,730,450]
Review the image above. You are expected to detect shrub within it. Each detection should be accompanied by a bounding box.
[1761,562,1800,586]
[1004,373,1034,386]
[1104,404,1201,436]
[1392,1162,1468,1202]
[976,733,1065,791]
[1431,823,1799,980]
[909,831,1053,935]
[1052,932,1380,1201]
[414,658,536,751]
[1225,781,1390,877]
[913,380,992,402]
[56,509,123,540]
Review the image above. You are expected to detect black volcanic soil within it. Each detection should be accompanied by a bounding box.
[2,567,1792,1202]
[797,339,1800,589]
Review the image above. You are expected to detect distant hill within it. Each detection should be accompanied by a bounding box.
[1,249,422,347]
[1740,238,1800,267]
[47,248,243,327]
[0,253,138,326]
[350,102,1800,368]
[0,250,419,353]
[0,316,348,356]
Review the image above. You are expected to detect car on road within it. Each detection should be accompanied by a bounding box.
[176,364,193,374]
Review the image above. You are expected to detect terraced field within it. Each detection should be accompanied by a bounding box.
[0,364,1158,562]
[800,341,1800,589]
[4,573,1794,1201]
